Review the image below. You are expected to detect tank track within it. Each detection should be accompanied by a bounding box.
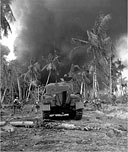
[74,109,83,120]
[43,111,50,119]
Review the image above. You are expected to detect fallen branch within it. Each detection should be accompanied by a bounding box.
[10,121,34,127]
[0,121,6,127]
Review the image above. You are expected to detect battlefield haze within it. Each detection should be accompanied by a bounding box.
[12,0,127,65]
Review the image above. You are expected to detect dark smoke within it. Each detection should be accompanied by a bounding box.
[14,0,127,72]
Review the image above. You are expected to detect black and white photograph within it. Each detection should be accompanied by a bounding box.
[0,0,128,151]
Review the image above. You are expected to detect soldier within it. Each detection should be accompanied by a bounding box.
[92,97,102,110]
[13,97,21,114]
[34,101,40,113]
[111,93,116,105]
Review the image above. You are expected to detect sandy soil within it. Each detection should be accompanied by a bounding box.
[0,103,128,152]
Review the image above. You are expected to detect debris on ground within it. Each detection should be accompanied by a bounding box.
[1,124,15,133]
[1,103,127,152]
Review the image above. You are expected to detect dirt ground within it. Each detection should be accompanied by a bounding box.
[0,103,128,152]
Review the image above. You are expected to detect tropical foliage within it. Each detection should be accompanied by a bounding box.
[0,14,127,107]
[0,0,15,38]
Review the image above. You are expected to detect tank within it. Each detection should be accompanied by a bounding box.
[41,82,84,120]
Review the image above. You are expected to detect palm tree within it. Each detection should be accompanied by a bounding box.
[120,78,128,96]
[68,64,91,98]
[72,14,112,99]
[0,46,10,107]
[68,64,82,94]
[8,67,15,101]
[80,65,92,99]
[115,59,126,96]
[9,60,23,100]
[42,53,60,84]
[86,14,112,98]
[1,58,8,105]
[0,0,15,38]
[41,53,60,95]
[23,59,41,101]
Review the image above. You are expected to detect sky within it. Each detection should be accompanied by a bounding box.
[1,0,127,78]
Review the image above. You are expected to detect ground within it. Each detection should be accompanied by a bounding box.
[0,103,128,152]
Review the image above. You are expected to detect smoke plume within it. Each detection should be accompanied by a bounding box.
[116,35,128,80]
[12,0,127,69]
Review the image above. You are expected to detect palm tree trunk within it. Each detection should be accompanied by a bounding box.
[109,56,112,98]
[1,87,7,104]
[11,78,14,101]
[23,87,26,100]
[26,83,32,102]
[14,67,22,100]
[93,64,97,98]
[17,77,22,100]
[42,70,51,95]
[0,50,2,108]
[83,82,86,99]
[46,70,51,86]
[120,71,123,97]
[11,85,14,101]
[38,86,39,101]
[93,51,98,99]
[0,88,2,108]
[80,81,83,95]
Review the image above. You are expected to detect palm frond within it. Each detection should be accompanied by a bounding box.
[98,14,111,35]
[87,30,99,47]
[93,13,104,34]
[71,38,88,45]
[1,0,14,5]
[70,45,87,57]
[53,55,59,62]
[41,65,48,71]
[115,59,121,65]
[1,0,15,37]
[48,53,53,62]
[102,36,111,45]
[87,46,92,53]
[33,62,40,74]
[4,4,16,22]
[47,63,52,71]
[42,56,47,63]
[1,16,12,36]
